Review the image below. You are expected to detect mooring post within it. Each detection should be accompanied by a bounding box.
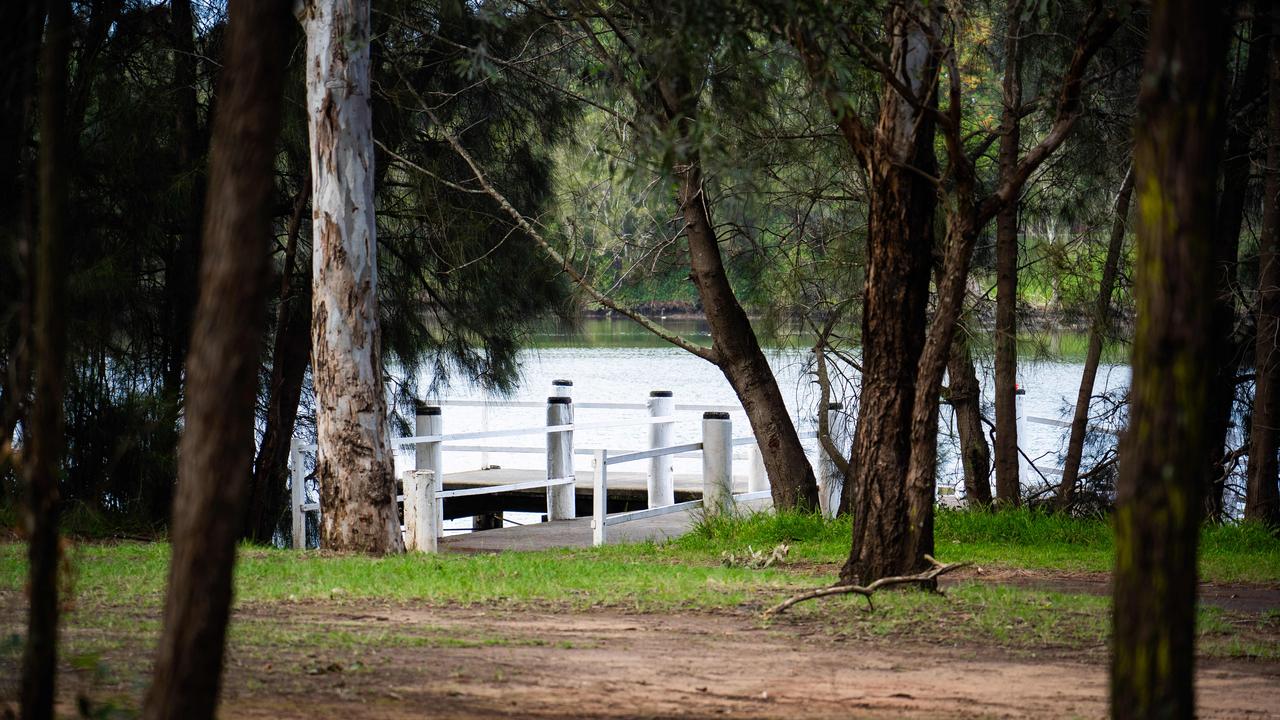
[290,438,305,550]
[592,448,608,546]
[702,411,733,516]
[747,445,768,493]
[647,390,675,508]
[546,396,576,520]
[818,402,845,518]
[417,404,444,537]
[1015,384,1028,487]
[412,469,437,552]
[551,378,573,398]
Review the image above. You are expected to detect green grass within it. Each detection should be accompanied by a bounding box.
[678,508,1280,583]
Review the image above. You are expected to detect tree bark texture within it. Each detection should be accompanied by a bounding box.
[1245,5,1280,527]
[650,72,820,511]
[245,181,312,543]
[1203,13,1269,520]
[993,0,1024,506]
[841,3,941,584]
[303,0,403,553]
[1110,2,1231,717]
[946,321,992,507]
[1057,163,1135,508]
[140,1,291,717]
[20,1,71,717]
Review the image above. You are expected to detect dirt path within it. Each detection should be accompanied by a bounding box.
[212,605,1279,719]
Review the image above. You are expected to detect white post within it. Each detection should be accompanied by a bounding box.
[747,446,768,493]
[1015,384,1029,487]
[551,378,573,398]
[417,404,444,537]
[818,402,846,518]
[592,449,608,546]
[290,438,305,550]
[701,412,733,516]
[647,390,675,508]
[412,469,437,553]
[547,396,576,520]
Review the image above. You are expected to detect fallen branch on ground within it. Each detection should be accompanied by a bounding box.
[762,555,972,618]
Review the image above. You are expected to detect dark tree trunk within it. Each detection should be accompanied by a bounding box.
[1245,6,1280,528]
[245,181,311,543]
[1057,163,1135,508]
[1203,12,1268,521]
[993,0,1024,506]
[841,4,940,583]
[1111,2,1231,716]
[655,76,820,511]
[20,1,71,717]
[141,1,291,717]
[946,321,992,508]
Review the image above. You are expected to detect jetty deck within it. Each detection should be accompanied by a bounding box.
[436,467,753,519]
[440,494,771,552]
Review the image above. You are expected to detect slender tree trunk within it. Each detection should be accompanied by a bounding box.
[1057,163,1135,508]
[842,4,940,584]
[993,0,1024,506]
[245,181,312,543]
[302,0,403,553]
[140,2,291,718]
[946,320,992,507]
[1203,13,1268,520]
[1110,2,1231,716]
[1245,7,1280,528]
[20,1,71,716]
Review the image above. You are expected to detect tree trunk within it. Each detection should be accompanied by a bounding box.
[245,181,311,543]
[1111,2,1231,716]
[20,1,71,716]
[993,0,1024,506]
[946,320,992,507]
[1245,6,1280,528]
[842,3,940,584]
[1203,12,1268,521]
[1057,163,1135,509]
[302,0,403,554]
[140,1,291,717]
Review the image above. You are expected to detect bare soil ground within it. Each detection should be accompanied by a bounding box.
[5,597,1276,719]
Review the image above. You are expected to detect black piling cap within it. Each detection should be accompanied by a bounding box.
[703,411,730,420]
[552,379,574,387]
[415,403,442,416]
[827,402,843,410]
[649,390,673,397]
[548,396,572,405]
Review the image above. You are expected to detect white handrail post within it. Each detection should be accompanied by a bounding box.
[290,438,305,550]
[592,449,608,546]
[818,401,846,518]
[417,404,444,537]
[547,396,576,520]
[647,390,675,508]
[1015,384,1029,488]
[702,412,733,516]
[551,378,573,398]
[747,445,768,493]
[413,469,438,552]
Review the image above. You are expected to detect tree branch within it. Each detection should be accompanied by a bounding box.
[763,555,971,617]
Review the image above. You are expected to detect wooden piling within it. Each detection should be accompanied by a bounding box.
[701,412,733,516]
[647,390,675,508]
[546,397,576,520]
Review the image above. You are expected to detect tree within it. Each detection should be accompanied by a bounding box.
[301,0,403,553]
[1245,3,1280,528]
[21,1,71,717]
[1110,0,1232,715]
[141,0,292,717]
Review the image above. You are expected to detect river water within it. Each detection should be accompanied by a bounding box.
[402,319,1132,531]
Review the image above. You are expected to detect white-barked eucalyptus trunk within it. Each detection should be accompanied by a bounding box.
[299,0,403,553]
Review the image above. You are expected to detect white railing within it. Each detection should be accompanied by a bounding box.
[288,380,844,551]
